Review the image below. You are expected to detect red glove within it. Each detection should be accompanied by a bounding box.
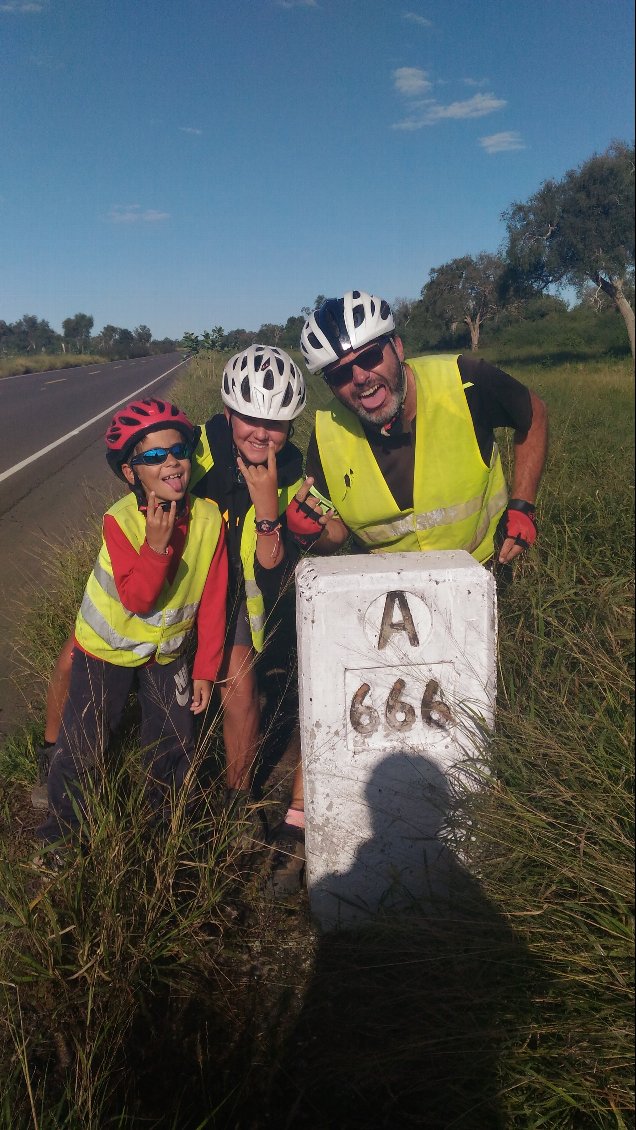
[286,497,325,549]
[496,500,537,552]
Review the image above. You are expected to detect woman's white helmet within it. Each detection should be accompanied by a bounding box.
[300,290,395,374]
[221,345,307,421]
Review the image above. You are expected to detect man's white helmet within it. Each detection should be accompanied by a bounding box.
[300,290,395,374]
[221,345,307,421]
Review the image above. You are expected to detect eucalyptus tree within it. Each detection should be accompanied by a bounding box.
[420,253,510,351]
[504,141,635,359]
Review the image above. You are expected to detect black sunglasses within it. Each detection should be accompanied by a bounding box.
[130,441,192,467]
[323,338,391,388]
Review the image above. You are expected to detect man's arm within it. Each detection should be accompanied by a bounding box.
[499,390,549,564]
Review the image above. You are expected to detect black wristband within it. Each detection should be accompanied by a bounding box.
[255,516,282,535]
[507,498,536,514]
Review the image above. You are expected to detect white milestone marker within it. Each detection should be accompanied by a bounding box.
[295,550,497,931]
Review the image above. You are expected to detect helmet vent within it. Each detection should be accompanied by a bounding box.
[262,370,274,390]
[240,376,252,403]
[281,382,293,408]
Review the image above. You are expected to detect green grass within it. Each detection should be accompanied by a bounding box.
[0,354,108,379]
[0,353,633,1128]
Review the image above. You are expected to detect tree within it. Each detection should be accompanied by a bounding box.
[62,313,94,354]
[420,253,510,351]
[180,332,200,355]
[134,324,152,347]
[257,323,284,346]
[504,141,635,358]
[8,314,60,354]
[96,324,121,356]
[115,328,134,358]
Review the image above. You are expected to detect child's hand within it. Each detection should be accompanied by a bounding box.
[191,679,212,714]
[237,441,279,520]
[145,492,176,554]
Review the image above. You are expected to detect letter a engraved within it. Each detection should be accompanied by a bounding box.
[377,591,419,650]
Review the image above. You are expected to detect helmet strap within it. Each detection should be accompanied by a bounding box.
[378,340,408,437]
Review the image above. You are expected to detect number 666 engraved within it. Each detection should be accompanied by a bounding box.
[350,678,454,736]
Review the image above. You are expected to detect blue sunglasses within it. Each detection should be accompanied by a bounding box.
[130,442,192,467]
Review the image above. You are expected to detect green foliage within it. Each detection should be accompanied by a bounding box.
[420,252,510,350]
[505,141,635,293]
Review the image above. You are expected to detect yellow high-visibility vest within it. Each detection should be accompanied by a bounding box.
[191,424,302,653]
[75,493,223,666]
[315,354,507,563]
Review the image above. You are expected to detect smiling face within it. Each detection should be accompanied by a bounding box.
[226,409,290,465]
[323,335,407,429]
[121,427,191,504]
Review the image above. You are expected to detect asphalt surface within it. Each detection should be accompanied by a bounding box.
[0,353,189,745]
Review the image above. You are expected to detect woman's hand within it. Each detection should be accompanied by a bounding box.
[145,492,176,554]
[237,441,279,521]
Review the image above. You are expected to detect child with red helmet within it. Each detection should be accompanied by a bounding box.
[35,398,228,857]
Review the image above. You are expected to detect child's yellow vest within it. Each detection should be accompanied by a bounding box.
[75,494,223,666]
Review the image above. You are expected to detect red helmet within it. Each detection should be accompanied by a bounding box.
[105,398,199,479]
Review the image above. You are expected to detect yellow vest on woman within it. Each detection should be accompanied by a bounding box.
[315,354,508,563]
[191,427,303,653]
[75,493,222,666]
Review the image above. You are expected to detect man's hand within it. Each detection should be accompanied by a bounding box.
[293,476,335,529]
[496,503,538,564]
[191,679,212,714]
[237,441,280,520]
[145,492,176,554]
[293,477,348,554]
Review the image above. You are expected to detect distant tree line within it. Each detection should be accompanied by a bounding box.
[184,142,634,363]
[0,313,179,360]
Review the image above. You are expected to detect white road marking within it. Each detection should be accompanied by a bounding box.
[0,359,188,484]
[44,378,66,385]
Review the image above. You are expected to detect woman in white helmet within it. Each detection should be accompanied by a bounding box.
[189,344,316,806]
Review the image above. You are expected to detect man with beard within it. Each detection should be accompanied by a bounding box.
[265,288,548,895]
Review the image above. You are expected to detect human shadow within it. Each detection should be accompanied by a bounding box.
[264,751,541,1129]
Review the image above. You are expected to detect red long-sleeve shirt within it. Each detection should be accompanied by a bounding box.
[98,502,228,681]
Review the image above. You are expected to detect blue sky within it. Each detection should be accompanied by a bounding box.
[1,0,634,341]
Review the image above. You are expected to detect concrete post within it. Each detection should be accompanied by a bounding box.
[295,550,497,930]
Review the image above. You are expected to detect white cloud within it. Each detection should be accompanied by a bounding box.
[479,130,526,154]
[393,91,506,130]
[463,76,488,88]
[0,2,45,10]
[179,126,203,135]
[393,66,432,97]
[107,205,170,224]
[403,11,432,27]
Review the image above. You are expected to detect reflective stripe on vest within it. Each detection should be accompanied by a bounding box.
[239,479,302,652]
[315,354,507,564]
[75,493,222,666]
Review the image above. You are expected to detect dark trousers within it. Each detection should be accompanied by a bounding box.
[37,649,197,844]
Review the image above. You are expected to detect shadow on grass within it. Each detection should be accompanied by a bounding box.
[262,753,542,1130]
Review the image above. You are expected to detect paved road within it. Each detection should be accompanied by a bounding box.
[0,353,189,745]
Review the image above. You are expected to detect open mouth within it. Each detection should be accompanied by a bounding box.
[161,472,185,491]
[358,383,387,411]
